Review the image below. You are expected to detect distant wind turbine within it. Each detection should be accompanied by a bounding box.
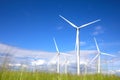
[62,56,69,74]
[94,37,116,73]
[53,38,60,73]
[83,54,99,74]
[59,15,100,75]
[52,38,72,73]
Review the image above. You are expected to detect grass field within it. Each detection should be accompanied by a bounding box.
[0,70,120,80]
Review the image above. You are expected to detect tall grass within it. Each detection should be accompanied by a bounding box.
[0,70,119,80]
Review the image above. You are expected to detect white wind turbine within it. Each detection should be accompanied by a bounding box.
[59,15,100,75]
[62,56,69,74]
[52,38,72,73]
[83,51,103,74]
[53,38,60,73]
[76,51,99,74]
[94,37,116,73]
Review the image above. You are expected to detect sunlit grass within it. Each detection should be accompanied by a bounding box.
[0,70,119,80]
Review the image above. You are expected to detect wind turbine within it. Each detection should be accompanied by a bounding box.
[59,15,100,75]
[84,51,102,74]
[94,37,116,73]
[62,56,70,74]
[53,38,60,73]
[52,38,72,73]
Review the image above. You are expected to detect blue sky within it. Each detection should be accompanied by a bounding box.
[0,0,120,55]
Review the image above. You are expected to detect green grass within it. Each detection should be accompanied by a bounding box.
[0,70,120,80]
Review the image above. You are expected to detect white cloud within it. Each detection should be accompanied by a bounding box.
[8,63,28,68]
[0,43,97,59]
[0,43,98,66]
[92,26,104,35]
[31,60,46,66]
[116,70,120,72]
[68,50,97,55]
[0,43,119,73]
[9,63,21,67]
[0,43,55,59]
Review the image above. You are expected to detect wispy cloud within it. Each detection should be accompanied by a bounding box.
[0,43,55,59]
[57,26,63,30]
[0,43,119,72]
[80,41,86,46]
[118,51,120,53]
[92,26,104,36]
[31,59,46,66]
[0,43,97,64]
[68,50,97,55]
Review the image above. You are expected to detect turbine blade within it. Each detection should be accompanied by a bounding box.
[79,19,100,28]
[94,37,100,53]
[53,38,60,54]
[88,54,100,65]
[101,52,116,57]
[59,15,78,28]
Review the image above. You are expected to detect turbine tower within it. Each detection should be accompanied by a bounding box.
[64,59,68,74]
[59,15,100,75]
[94,37,115,73]
[62,56,69,74]
[53,38,60,73]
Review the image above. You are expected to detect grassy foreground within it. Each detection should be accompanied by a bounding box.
[0,71,120,80]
